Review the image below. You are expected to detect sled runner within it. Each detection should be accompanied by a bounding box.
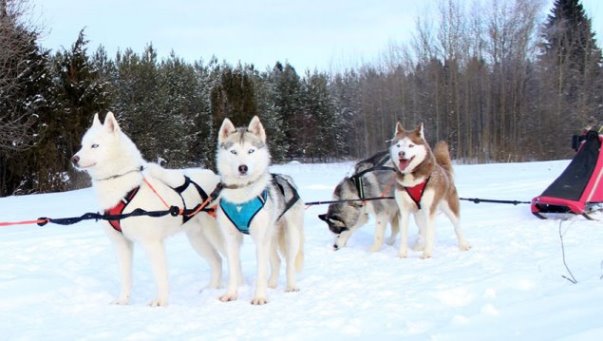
[531,130,603,220]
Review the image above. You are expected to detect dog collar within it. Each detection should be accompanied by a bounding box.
[95,166,144,182]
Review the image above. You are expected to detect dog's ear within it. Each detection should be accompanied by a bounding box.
[395,121,405,136]
[416,123,424,139]
[92,113,102,127]
[104,112,121,134]
[318,213,328,222]
[218,118,236,144]
[248,116,266,143]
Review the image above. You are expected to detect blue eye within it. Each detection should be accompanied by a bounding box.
[91,144,99,148]
[248,148,255,154]
[230,150,238,155]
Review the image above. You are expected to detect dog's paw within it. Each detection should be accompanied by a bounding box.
[459,241,472,251]
[111,297,130,305]
[268,279,278,289]
[369,244,382,252]
[421,251,432,259]
[219,293,238,302]
[251,296,269,305]
[148,299,168,307]
[398,249,408,258]
[285,286,300,293]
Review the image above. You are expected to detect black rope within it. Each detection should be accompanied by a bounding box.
[36,205,211,227]
[21,193,531,227]
[460,197,531,205]
[305,196,395,206]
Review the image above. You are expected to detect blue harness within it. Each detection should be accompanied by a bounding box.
[220,189,269,234]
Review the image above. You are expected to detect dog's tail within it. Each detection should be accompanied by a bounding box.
[434,141,453,177]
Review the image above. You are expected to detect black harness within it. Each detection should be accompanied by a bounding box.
[272,174,301,219]
[172,176,214,223]
[349,151,395,200]
[106,175,213,233]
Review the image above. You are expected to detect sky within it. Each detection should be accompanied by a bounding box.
[29,0,603,72]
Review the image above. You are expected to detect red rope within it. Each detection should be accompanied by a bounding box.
[143,177,171,209]
[0,218,48,227]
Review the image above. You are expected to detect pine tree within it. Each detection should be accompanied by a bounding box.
[0,0,54,195]
[51,29,111,189]
[539,0,602,137]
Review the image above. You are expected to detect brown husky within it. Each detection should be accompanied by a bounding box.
[389,122,471,258]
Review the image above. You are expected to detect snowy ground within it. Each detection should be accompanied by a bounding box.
[1,160,603,340]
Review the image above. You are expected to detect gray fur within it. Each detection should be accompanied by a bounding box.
[319,151,400,251]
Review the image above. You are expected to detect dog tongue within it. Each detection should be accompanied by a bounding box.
[399,159,410,171]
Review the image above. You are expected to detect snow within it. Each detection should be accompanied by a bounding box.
[1,160,603,339]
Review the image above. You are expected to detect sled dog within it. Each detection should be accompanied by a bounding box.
[389,123,471,258]
[72,112,224,306]
[216,116,304,305]
[319,151,400,251]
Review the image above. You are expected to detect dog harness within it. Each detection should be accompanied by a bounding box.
[218,174,301,235]
[220,189,269,234]
[104,176,213,233]
[105,186,140,233]
[403,177,430,209]
[350,150,396,200]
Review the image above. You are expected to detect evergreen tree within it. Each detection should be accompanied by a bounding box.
[0,0,53,195]
[300,70,338,162]
[539,0,602,141]
[51,29,111,189]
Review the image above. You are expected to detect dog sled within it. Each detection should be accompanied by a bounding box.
[531,130,603,220]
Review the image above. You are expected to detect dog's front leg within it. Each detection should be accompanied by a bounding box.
[370,214,388,252]
[110,233,133,305]
[251,230,271,305]
[334,229,353,250]
[220,230,242,302]
[422,211,435,259]
[398,211,410,258]
[142,240,169,307]
[386,213,400,245]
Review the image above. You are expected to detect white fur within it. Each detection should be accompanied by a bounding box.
[216,116,304,305]
[73,112,225,306]
[389,137,428,176]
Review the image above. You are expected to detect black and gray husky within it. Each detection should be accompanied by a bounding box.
[319,151,400,251]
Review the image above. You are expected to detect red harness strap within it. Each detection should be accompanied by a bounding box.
[404,177,430,209]
[105,186,140,233]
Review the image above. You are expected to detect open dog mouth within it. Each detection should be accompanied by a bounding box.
[398,156,414,171]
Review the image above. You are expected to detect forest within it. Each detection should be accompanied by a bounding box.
[1,0,602,196]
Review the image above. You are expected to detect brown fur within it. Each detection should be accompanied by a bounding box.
[390,122,470,258]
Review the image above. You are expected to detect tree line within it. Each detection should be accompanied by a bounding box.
[1,0,602,196]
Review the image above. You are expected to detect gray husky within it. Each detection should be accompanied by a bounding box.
[216,116,305,305]
[319,151,400,252]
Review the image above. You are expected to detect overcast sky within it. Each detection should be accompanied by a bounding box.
[30,0,603,72]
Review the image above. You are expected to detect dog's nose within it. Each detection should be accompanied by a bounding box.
[71,155,80,166]
[398,151,405,158]
[238,164,248,175]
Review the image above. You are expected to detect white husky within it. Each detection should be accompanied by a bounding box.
[72,112,224,306]
[216,116,304,305]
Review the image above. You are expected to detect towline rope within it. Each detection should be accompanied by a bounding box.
[0,195,532,228]
[0,204,211,228]
[459,197,531,205]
